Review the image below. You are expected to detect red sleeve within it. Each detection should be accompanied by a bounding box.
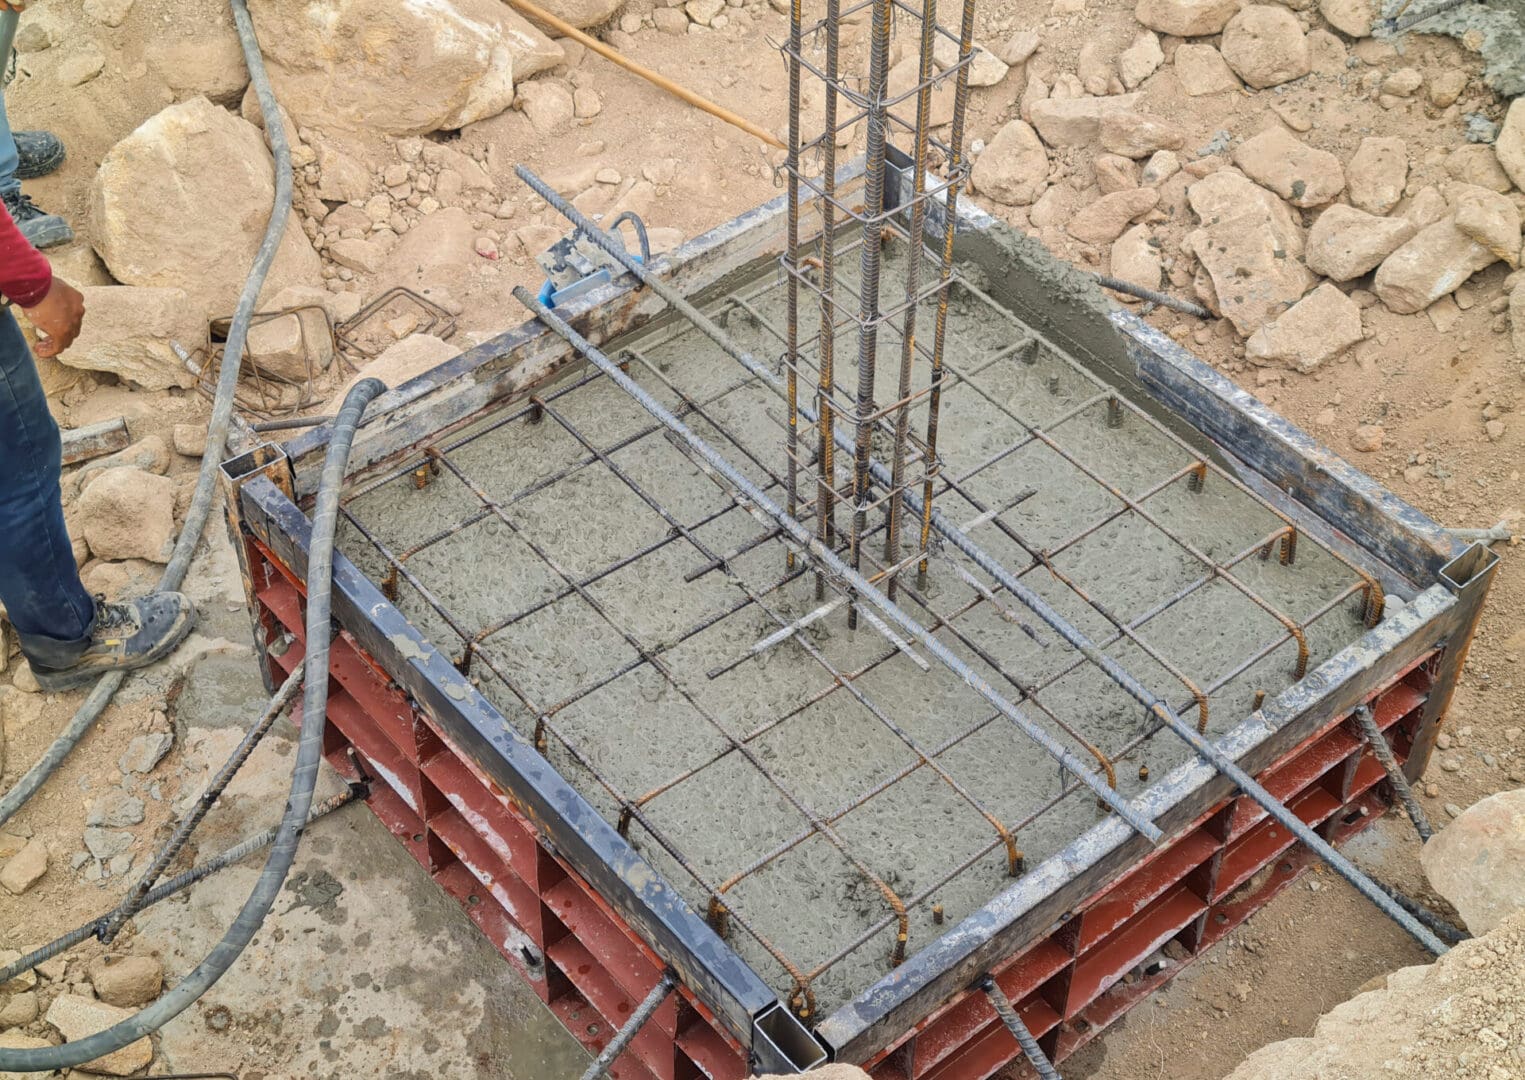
[0,201,53,309]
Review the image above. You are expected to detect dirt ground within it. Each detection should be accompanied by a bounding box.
[1,0,1523,1076]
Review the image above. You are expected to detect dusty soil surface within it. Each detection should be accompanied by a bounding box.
[1,0,1523,1076]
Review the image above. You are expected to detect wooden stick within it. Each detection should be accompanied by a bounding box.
[504,0,786,149]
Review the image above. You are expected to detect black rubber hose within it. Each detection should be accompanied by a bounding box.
[0,377,386,1074]
[0,0,295,827]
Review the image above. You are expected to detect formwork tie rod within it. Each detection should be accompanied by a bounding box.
[511,283,1163,843]
[579,970,677,1080]
[980,976,1063,1080]
[1353,704,1433,843]
[512,165,1451,955]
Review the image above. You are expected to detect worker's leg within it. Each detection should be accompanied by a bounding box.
[0,307,96,665]
[0,309,197,689]
[0,88,71,248]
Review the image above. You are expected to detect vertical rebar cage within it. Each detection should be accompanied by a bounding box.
[778,0,981,615]
[222,157,1496,1077]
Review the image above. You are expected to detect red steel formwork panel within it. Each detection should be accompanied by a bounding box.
[247,538,747,1080]
[245,535,1434,1080]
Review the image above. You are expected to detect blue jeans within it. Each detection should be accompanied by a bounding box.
[0,87,18,199]
[0,310,95,666]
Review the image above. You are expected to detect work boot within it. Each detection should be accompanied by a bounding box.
[13,130,65,180]
[2,190,73,249]
[29,593,197,692]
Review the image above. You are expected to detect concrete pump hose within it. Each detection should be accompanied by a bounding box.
[0,376,387,1074]
[0,0,294,827]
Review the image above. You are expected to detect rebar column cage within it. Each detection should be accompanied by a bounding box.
[222,161,1497,1077]
[778,0,978,616]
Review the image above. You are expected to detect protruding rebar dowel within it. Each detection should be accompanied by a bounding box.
[981,976,1063,1080]
[916,0,979,586]
[1354,704,1433,842]
[848,0,895,629]
[783,0,803,572]
[579,970,677,1080]
[882,0,939,601]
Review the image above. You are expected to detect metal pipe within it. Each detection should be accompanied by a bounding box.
[981,976,1062,1080]
[1353,704,1433,843]
[512,283,1162,841]
[579,971,677,1080]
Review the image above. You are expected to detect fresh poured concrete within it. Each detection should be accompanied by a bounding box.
[337,239,1377,1015]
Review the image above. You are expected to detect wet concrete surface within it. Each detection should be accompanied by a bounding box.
[335,241,1381,1013]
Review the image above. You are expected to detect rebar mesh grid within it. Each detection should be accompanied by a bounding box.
[334,246,1385,1014]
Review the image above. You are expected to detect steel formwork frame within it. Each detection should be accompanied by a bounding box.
[221,164,1496,1075]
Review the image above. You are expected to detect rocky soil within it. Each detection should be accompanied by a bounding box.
[0,0,1523,1075]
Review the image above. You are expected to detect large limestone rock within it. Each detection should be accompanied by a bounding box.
[90,97,322,317]
[1233,127,1344,207]
[1445,144,1513,193]
[1348,137,1408,215]
[1135,0,1239,36]
[1421,788,1525,935]
[1109,223,1162,295]
[1069,189,1160,244]
[1319,0,1375,36]
[45,994,154,1075]
[246,0,521,136]
[1027,93,1140,148]
[1186,207,1313,334]
[1451,182,1522,266]
[1305,204,1416,281]
[1173,44,1241,94]
[57,286,204,391]
[1099,112,1184,158]
[1373,216,1500,314]
[75,469,178,564]
[1187,169,1304,256]
[523,0,624,30]
[1496,97,1525,192]
[1221,6,1310,89]
[1245,283,1363,372]
[971,120,1049,205]
[1223,910,1525,1080]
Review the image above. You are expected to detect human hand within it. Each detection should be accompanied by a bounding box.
[22,280,84,357]
[0,3,28,12]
